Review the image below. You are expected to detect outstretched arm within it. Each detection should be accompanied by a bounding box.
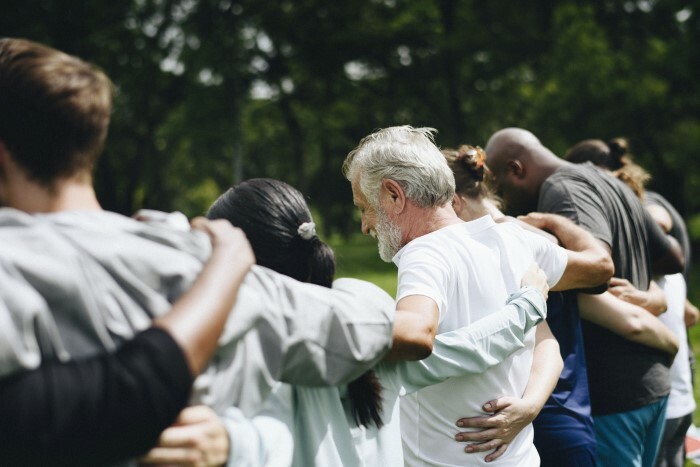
[518,212,614,291]
[578,292,678,355]
[607,278,667,316]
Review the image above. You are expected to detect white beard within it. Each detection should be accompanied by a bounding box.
[372,207,403,262]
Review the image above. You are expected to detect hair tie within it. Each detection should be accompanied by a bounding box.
[456,145,486,170]
[297,221,316,240]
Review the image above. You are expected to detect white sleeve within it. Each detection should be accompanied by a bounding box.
[520,230,568,287]
[395,242,452,321]
[223,384,294,467]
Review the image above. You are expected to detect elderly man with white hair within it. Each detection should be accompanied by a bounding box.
[343,126,612,466]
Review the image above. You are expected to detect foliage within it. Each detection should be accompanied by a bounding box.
[2,0,699,234]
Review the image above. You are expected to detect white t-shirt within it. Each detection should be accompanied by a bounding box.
[657,273,696,419]
[397,216,567,467]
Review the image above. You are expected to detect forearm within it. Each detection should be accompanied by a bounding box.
[384,295,439,362]
[519,322,562,420]
[639,280,668,316]
[685,299,699,328]
[578,292,679,354]
[520,213,613,290]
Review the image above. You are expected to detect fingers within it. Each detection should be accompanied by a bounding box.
[484,443,509,462]
[174,405,218,425]
[455,427,501,443]
[520,263,549,300]
[482,397,514,413]
[157,424,209,448]
[139,446,202,465]
[608,277,630,287]
[516,212,547,228]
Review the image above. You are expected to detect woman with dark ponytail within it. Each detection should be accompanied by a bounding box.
[208,178,384,430]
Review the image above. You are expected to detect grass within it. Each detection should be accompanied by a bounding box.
[329,234,398,296]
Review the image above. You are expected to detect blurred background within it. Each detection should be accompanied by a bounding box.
[3,0,699,235]
[4,0,700,429]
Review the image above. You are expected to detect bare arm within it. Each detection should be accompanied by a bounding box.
[453,321,561,461]
[685,299,699,328]
[578,292,678,355]
[518,212,614,291]
[153,218,254,375]
[608,278,667,316]
[385,295,439,362]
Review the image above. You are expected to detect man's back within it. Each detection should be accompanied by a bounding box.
[396,222,542,466]
[538,162,671,415]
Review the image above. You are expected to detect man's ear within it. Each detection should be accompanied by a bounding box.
[381,179,406,213]
[507,160,526,179]
[452,194,464,215]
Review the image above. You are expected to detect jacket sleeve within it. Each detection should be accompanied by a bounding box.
[196,266,395,414]
[0,327,192,467]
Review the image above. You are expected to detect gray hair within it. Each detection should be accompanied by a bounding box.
[343,126,456,208]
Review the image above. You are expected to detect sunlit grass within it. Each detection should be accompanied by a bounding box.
[329,234,397,297]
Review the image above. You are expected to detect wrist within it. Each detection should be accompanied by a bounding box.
[521,397,542,423]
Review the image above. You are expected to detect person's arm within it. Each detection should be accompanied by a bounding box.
[607,277,667,316]
[578,292,679,355]
[0,218,254,467]
[685,299,699,328]
[211,271,395,394]
[153,217,254,375]
[140,386,294,467]
[384,296,439,362]
[643,208,685,276]
[517,212,614,291]
[452,321,562,462]
[394,283,548,393]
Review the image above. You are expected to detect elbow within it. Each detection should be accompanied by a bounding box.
[390,319,435,361]
[621,316,645,339]
[412,340,434,360]
[598,256,615,283]
[405,333,434,360]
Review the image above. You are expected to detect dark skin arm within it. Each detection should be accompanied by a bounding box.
[516,212,614,291]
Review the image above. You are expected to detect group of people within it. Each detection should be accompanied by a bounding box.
[0,37,695,467]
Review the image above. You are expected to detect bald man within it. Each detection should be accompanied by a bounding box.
[485,128,684,467]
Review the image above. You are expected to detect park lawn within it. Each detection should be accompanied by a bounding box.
[330,234,398,297]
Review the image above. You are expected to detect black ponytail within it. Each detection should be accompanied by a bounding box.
[208,178,384,428]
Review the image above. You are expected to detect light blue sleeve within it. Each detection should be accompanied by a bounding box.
[390,287,546,394]
[223,384,294,467]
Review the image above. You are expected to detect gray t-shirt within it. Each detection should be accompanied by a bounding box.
[538,162,671,415]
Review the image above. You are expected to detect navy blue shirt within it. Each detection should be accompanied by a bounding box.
[533,292,596,455]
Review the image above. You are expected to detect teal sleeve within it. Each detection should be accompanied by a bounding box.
[392,287,546,394]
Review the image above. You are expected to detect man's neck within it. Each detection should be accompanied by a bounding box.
[6,177,101,213]
[400,203,462,244]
